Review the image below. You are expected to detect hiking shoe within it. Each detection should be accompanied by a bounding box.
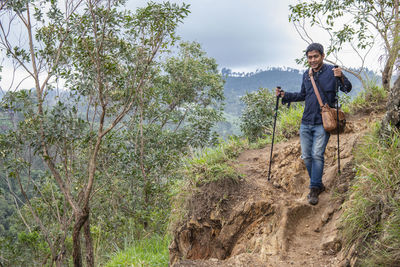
[307,185,325,205]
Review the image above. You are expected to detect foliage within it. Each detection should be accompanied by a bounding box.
[0,43,224,266]
[340,125,400,266]
[80,40,225,263]
[152,41,225,147]
[0,0,227,265]
[182,137,247,185]
[105,234,170,267]
[0,230,51,267]
[277,103,304,139]
[240,87,305,142]
[240,88,278,141]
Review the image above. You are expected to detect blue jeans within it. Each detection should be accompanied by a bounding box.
[300,124,330,188]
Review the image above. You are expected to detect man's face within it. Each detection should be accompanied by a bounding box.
[307,50,324,71]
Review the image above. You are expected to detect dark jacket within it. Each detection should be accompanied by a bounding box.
[282,63,352,125]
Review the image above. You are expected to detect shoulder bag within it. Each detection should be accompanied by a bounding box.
[309,69,346,134]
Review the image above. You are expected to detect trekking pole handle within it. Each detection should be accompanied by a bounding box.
[333,65,341,81]
[276,86,283,98]
[275,87,281,112]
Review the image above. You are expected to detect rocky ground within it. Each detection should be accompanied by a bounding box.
[169,113,381,267]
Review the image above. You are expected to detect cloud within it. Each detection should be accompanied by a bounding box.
[173,0,304,70]
[129,0,305,71]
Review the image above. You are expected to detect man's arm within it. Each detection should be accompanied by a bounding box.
[277,83,306,106]
[339,75,352,93]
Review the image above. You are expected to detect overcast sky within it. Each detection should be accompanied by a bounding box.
[131,0,306,72]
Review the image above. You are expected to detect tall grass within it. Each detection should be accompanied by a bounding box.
[348,83,387,113]
[105,235,170,267]
[181,136,248,185]
[340,124,400,266]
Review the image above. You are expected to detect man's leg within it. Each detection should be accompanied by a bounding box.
[301,124,330,205]
[300,123,313,179]
[310,124,330,188]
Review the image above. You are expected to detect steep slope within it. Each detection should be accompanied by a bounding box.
[170,113,380,267]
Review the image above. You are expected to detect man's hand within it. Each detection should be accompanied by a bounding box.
[333,66,343,77]
[275,87,285,97]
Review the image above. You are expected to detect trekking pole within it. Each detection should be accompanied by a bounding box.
[267,86,281,181]
[334,65,341,175]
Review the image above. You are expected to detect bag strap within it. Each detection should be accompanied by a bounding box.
[309,68,325,108]
[315,78,330,102]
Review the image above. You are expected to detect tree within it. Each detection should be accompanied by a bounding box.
[289,0,400,92]
[90,41,225,239]
[381,74,400,133]
[240,88,278,141]
[0,0,189,266]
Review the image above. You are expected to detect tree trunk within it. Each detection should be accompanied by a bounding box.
[381,75,400,135]
[382,58,394,92]
[72,210,89,267]
[84,215,94,267]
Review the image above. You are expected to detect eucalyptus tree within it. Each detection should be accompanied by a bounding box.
[0,0,189,266]
[85,42,225,254]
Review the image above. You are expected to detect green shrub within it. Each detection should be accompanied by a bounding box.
[340,125,400,266]
[240,88,277,141]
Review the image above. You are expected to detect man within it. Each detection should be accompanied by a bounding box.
[276,43,352,205]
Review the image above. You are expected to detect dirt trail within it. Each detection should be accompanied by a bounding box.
[170,113,380,267]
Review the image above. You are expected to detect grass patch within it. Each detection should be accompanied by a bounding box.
[183,136,248,185]
[105,235,170,267]
[340,124,400,266]
[348,84,387,113]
